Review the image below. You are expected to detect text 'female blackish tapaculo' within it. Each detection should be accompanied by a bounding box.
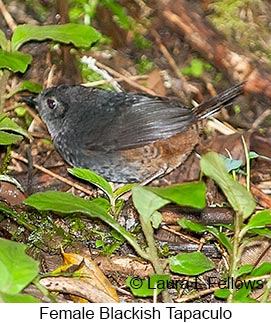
[33,83,244,182]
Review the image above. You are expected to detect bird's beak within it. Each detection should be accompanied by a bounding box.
[20,96,38,108]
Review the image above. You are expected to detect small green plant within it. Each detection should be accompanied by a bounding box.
[199,152,271,302]
[0,23,101,111]
[0,112,30,185]
[0,238,40,302]
[0,113,29,147]
[181,58,212,78]
[24,168,211,302]
[23,152,271,302]
[69,0,151,49]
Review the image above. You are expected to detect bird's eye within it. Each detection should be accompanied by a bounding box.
[47,98,58,109]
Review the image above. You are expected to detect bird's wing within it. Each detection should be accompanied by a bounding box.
[80,91,195,151]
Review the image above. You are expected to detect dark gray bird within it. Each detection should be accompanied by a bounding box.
[30,83,244,182]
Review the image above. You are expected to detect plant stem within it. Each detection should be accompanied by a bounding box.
[241,135,250,191]
[1,145,11,174]
[0,70,10,113]
[140,217,171,302]
[227,211,242,302]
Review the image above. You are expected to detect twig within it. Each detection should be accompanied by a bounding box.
[151,29,185,82]
[161,225,200,244]
[0,0,17,31]
[175,286,220,303]
[10,151,94,196]
[95,61,158,96]
[83,75,148,87]
[252,109,271,129]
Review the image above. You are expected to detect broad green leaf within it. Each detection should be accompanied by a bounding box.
[6,81,42,99]
[132,186,170,219]
[232,285,257,303]
[126,274,170,297]
[147,182,206,209]
[214,288,230,299]
[232,296,258,303]
[247,228,271,238]
[177,217,207,233]
[240,210,271,238]
[235,264,253,278]
[0,238,39,295]
[150,211,162,229]
[24,191,147,260]
[24,191,110,215]
[0,29,8,50]
[0,131,23,145]
[169,251,214,275]
[0,116,30,138]
[178,217,232,253]
[200,152,256,219]
[68,168,113,200]
[250,262,271,277]
[0,49,32,72]
[210,229,232,253]
[246,210,271,230]
[12,24,101,51]
[0,292,39,303]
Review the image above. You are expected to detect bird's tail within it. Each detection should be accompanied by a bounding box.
[193,82,245,119]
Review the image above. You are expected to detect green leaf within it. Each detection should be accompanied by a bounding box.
[126,274,170,297]
[248,151,259,159]
[246,210,271,230]
[101,0,132,30]
[232,285,257,303]
[214,288,230,299]
[250,262,271,277]
[0,29,8,50]
[177,217,206,233]
[132,186,170,219]
[169,251,214,275]
[235,264,253,278]
[178,217,232,253]
[0,131,23,145]
[200,152,256,219]
[0,49,32,72]
[24,191,147,260]
[0,115,30,139]
[182,58,205,77]
[0,238,39,294]
[221,156,243,172]
[6,81,42,99]
[150,211,162,229]
[25,191,110,215]
[12,24,101,51]
[147,182,206,209]
[114,183,136,200]
[68,168,113,200]
[247,228,271,238]
[0,292,39,303]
